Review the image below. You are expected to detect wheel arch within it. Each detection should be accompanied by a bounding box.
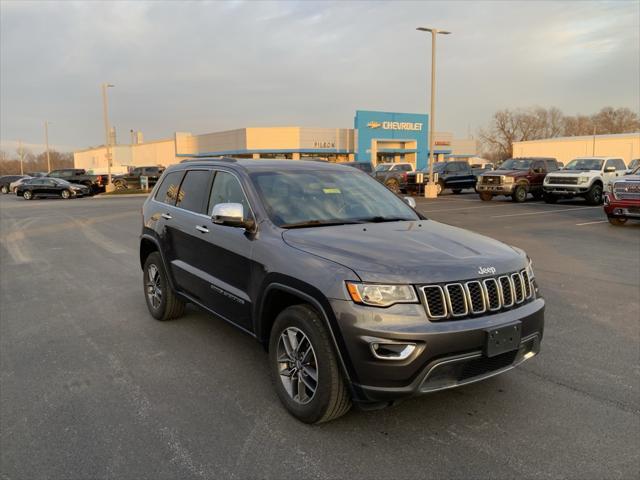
[256,280,356,386]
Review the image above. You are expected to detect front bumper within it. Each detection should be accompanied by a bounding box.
[604,194,640,218]
[476,183,514,194]
[330,298,545,403]
[543,185,590,195]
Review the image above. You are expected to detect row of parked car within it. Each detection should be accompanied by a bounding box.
[0,165,166,200]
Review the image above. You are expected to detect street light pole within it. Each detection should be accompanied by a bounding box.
[44,121,51,172]
[102,83,115,187]
[417,27,451,198]
[18,140,24,175]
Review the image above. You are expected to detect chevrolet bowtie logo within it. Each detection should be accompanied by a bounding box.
[367,121,381,129]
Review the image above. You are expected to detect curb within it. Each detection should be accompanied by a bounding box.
[92,193,150,199]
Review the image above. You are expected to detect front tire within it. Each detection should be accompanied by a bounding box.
[60,189,71,199]
[143,252,185,321]
[385,178,400,193]
[585,183,603,205]
[0,185,8,194]
[436,181,444,195]
[608,216,627,226]
[269,304,351,424]
[23,190,33,200]
[479,192,493,201]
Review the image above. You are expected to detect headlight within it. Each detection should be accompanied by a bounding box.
[544,176,550,184]
[578,176,589,184]
[502,176,514,184]
[526,256,535,279]
[346,282,418,307]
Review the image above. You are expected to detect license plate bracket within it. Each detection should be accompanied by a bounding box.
[485,322,521,357]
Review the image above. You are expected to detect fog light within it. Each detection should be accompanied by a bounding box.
[370,342,416,361]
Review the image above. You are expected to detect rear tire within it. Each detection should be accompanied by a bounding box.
[608,216,627,226]
[143,252,185,321]
[543,193,558,204]
[436,181,444,195]
[269,304,351,424]
[23,190,33,200]
[512,185,528,203]
[385,178,400,193]
[479,192,493,201]
[585,183,603,205]
[0,185,8,194]
[60,189,71,199]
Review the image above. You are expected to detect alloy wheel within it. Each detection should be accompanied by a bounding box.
[146,264,163,310]
[23,191,32,200]
[276,327,319,405]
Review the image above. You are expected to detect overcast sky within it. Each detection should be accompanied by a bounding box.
[1,0,638,154]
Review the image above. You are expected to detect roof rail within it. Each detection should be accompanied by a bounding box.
[179,156,237,163]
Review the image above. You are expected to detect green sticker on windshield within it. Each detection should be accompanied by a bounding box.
[323,188,341,194]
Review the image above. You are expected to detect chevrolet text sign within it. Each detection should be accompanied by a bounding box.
[355,110,429,169]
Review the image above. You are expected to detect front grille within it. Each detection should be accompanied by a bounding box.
[547,176,578,185]
[481,175,502,185]
[613,181,640,200]
[421,269,534,321]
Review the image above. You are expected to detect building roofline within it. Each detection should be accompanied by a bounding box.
[515,132,640,144]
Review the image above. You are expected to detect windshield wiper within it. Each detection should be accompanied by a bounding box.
[281,219,363,229]
[357,216,410,223]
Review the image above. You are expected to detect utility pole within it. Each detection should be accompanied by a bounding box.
[592,125,596,156]
[44,121,51,172]
[102,83,115,188]
[417,27,451,198]
[18,140,24,175]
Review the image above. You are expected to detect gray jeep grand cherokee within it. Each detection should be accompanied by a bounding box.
[140,158,544,423]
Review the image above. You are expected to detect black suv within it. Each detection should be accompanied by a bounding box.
[140,159,544,423]
[405,161,477,195]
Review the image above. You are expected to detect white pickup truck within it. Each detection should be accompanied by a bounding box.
[542,157,627,205]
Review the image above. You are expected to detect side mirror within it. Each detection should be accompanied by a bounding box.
[604,166,616,172]
[404,197,417,208]
[212,203,254,230]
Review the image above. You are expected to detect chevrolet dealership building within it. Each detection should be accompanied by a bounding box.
[74,110,477,174]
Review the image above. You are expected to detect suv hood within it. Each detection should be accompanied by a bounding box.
[550,170,600,176]
[485,169,527,177]
[282,220,526,284]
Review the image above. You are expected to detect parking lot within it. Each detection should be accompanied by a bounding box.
[1,192,638,479]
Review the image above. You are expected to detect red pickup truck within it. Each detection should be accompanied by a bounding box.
[603,166,640,225]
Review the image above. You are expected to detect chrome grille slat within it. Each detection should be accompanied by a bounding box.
[421,270,534,321]
[465,281,486,314]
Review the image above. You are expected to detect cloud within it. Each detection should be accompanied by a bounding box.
[1,0,638,153]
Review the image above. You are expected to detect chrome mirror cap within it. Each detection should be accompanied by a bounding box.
[212,202,244,226]
[404,197,417,208]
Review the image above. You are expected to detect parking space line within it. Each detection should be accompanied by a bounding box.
[491,206,599,218]
[576,220,608,226]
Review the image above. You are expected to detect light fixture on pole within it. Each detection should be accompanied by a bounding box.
[44,121,52,172]
[416,27,451,199]
[102,83,115,189]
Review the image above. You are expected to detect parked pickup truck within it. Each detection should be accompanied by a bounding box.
[372,162,414,193]
[47,168,106,194]
[477,157,560,202]
[112,166,165,190]
[543,157,627,205]
[404,161,477,195]
[604,166,640,225]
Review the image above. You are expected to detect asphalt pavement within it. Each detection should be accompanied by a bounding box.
[1,192,638,479]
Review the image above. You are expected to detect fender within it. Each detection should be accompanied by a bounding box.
[256,278,358,387]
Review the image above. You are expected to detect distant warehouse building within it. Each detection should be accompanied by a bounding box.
[74,110,477,174]
[512,132,640,165]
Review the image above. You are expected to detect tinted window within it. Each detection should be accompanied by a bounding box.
[155,171,184,206]
[446,163,460,172]
[208,171,251,216]
[176,170,212,213]
[546,160,559,171]
[398,164,412,171]
[532,160,545,172]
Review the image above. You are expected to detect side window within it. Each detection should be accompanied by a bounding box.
[155,171,184,206]
[399,164,412,171]
[604,159,616,170]
[175,170,212,214]
[208,171,251,217]
[446,163,459,172]
[132,168,142,176]
[532,160,545,172]
[614,159,626,170]
[547,160,559,171]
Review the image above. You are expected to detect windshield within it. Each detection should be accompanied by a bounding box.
[499,159,533,170]
[420,163,446,173]
[565,158,604,171]
[250,169,420,227]
[374,164,393,172]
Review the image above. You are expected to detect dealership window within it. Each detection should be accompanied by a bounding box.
[155,171,184,206]
[176,170,212,214]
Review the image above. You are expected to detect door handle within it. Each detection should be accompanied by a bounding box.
[161,213,172,220]
[195,225,209,233]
